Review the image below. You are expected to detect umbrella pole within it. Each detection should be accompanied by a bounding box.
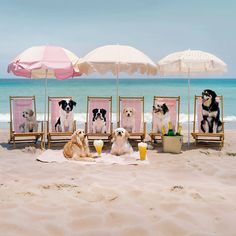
[116,63,119,126]
[43,71,48,148]
[187,70,190,147]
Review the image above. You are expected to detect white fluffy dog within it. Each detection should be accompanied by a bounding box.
[122,107,135,133]
[111,128,133,156]
[19,108,38,133]
[63,129,94,161]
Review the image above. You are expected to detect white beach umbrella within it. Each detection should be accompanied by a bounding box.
[157,49,227,145]
[75,44,157,98]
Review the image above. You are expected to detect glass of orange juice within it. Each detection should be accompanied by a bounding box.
[93,140,104,157]
[138,142,147,160]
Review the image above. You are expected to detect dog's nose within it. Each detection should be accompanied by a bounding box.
[127,114,130,117]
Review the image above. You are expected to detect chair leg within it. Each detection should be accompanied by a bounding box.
[48,135,51,149]
[13,136,16,149]
[41,135,44,149]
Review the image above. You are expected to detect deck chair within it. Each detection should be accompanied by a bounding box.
[47,97,77,148]
[85,96,113,142]
[191,95,224,148]
[9,96,44,148]
[149,96,180,142]
[118,96,146,141]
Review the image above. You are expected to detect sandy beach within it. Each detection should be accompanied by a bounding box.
[1,129,236,236]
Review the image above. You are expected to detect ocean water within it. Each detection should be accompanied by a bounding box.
[0,78,236,129]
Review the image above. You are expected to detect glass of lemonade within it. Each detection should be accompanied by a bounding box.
[138,142,147,160]
[93,140,104,157]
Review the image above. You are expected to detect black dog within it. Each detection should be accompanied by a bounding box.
[201,89,222,133]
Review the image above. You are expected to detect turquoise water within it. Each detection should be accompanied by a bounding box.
[0,78,236,128]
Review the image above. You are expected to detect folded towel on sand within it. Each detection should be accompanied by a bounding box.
[36,150,149,165]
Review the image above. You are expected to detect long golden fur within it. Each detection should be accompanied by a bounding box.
[63,129,94,161]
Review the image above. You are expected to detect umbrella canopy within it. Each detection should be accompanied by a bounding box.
[157,49,227,146]
[157,49,227,76]
[8,45,81,79]
[8,45,81,146]
[75,44,157,76]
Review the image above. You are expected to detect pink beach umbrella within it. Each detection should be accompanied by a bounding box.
[8,45,81,119]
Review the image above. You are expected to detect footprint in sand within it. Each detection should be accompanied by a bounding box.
[170,185,184,192]
[190,192,202,200]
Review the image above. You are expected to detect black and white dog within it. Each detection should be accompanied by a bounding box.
[152,103,170,133]
[55,99,76,132]
[92,108,107,133]
[201,89,222,133]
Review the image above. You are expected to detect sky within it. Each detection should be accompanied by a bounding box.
[0,0,235,78]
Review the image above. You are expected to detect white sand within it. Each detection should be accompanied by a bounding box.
[1,130,236,236]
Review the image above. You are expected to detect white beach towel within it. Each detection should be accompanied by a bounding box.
[36,150,149,165]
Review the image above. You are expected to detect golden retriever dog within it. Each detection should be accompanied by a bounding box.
[63,129,94,161]
[111,128,133,156]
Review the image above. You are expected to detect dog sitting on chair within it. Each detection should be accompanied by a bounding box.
[201,89,222,133]
[63,129,94,161]
[111,128,133,156]
[92,108,107,134]
[122,107,135,133]
[152,103,170,133]
[19,108,38,133]
[55,99,76,132]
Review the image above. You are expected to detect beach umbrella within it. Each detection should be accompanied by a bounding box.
[8,45,81,146]
[157,49,227,145]
[8,45,81,120]
[75,44,157,99]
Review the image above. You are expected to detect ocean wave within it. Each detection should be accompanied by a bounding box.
[1,113,236,123]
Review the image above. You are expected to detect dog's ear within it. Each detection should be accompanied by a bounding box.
[92,108,98,114]
[111,130,116,142]
[29,109,34,117]
[71,132,78,144]
[101,109,107,116]
[59,100,65,107]
[70,100,76,107]
[123,108,126,114]
[84,135,89,147]
[210,90,217,99]
[132,108,136,114]
[162,103,169,114]
[125,130,130,139]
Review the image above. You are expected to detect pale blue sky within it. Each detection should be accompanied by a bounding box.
[0,0,235,78]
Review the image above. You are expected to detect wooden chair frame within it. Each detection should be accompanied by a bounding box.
[47,96,76,148]
[118,96,146,141]
[191,95,224,148]
[85,96,113,142]
[9,96,44,149]
[149,96,180,142]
